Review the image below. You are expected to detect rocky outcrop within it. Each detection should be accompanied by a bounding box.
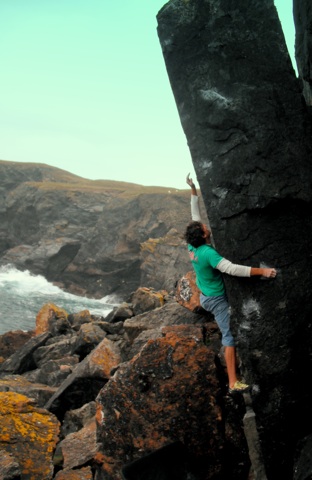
[0,160,199,301]
[157,1,312,479]
[0,288,253,480]
[96,324,224,479]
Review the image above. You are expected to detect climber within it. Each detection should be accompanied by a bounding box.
[185,174,277,394]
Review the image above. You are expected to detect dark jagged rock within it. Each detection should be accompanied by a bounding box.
[0,329,35,361]
[60,401,96,439]
[157,1,312,478]
[58,418,98,471]
[95,325,225,479]
[44,336,122,417]
[128,286,166,315]
[33,335,78,367]
[67,310,93,330]
[0,331,51,375]
[24,355,80,387]
[121,300,209,360]
[0,160,192,301]
[104,302,134,323]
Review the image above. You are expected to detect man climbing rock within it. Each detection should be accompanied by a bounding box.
[184,174,277,394]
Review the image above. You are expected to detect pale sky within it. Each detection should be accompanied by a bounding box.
[0,0,296,189]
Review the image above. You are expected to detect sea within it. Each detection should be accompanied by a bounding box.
[0,265,118,335]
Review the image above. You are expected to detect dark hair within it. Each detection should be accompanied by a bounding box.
[184,221,207,248]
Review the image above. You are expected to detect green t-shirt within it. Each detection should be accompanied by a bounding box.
[188,243,225,296]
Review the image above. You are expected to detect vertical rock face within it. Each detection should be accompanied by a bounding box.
[294,0,312,104]
[157,0,312,478]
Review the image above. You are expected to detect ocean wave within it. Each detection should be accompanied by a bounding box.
[0,265,117,335]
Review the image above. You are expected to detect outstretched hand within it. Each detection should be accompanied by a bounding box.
[186,173,194,187]
[262,268,277,278]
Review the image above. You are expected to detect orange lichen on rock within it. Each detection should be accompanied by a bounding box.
[131,287,166,314]
[35,303,68,335]
[54,466,93,480]
[0,391,60,480]
[89,338,121,377]
[96,325,223,478]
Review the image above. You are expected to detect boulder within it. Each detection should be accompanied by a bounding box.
[54,466,93,480]
[104,302,134,323]
[33,335,78,367]
[0,329,35,362]
[67,310,93,331]
[45,336,121,416]
[129,287,166,315]
[73,323,106,358]
[23,355,80,387]
[58,418,98,471]
[36,303,70,336]
[95,325,224,479]
[123,300,208,345]
[0,332,51,376]
[0,392,59,480]
[60,401,96,439]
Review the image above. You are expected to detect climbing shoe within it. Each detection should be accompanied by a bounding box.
[229,381,250,394]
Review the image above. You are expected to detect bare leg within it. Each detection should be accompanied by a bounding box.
[224,345,237,388]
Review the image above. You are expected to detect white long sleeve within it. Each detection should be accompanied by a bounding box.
[191,195,201,221]
[216,258,251,277]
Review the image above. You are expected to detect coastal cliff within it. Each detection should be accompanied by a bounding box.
[0,160,206,301]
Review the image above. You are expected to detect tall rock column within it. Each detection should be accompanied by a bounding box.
[157,1,312,478]
[294,0,312,104]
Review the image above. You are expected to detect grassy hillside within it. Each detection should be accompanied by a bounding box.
[0,159,189,197]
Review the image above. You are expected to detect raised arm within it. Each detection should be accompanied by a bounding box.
[186,173,201,221]
[186,173,198,196]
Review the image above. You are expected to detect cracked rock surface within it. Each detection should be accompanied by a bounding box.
[157,1,312,478]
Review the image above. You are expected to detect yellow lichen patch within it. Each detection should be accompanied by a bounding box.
[140,238,160,253]
[152,291,165,306]
[0,392,60,480]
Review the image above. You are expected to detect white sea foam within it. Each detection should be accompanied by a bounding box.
[0,265,117,335]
